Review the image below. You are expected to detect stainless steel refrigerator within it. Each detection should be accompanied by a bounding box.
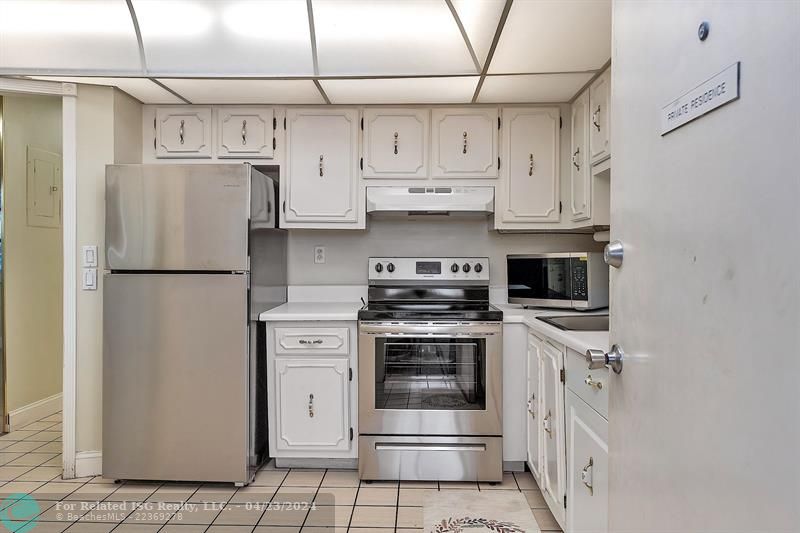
[102,163,286,485]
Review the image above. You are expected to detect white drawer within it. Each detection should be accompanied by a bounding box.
[275,327,350,355]
[566,347,608,419]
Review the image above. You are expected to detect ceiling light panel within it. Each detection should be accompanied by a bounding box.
[477,73,595,103]
[313,0,477,76]
[133,0,314,76]
[0,0,142,74]
[157,79,326,104]
[320,77,479,104]
[29,76,184,103]
[450,0,506,67]
[489,0,611,73]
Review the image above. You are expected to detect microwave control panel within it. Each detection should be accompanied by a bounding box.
[571,257,589,301]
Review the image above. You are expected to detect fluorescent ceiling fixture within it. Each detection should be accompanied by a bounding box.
[450,0,506,67]
[320,77,480,104]
[133,0,314,76]
[313,0,476,76]
[157,79,325,104]
[489,0,611,73]
[0,0,142,73]
[478,73,595,103]
[27,77,184,104]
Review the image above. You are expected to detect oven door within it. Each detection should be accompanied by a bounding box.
[359,322,502,436]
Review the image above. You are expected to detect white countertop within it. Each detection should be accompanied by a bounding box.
[495,304,610,354]
[259,301,362,322]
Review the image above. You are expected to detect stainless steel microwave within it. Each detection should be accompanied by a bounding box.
[507,253,609,310]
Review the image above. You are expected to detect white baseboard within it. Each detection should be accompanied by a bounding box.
[8,392,62,431]
[74,450,102,478]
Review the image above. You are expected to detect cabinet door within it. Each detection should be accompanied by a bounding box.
[589,69,611,164]
[285,109,359,224]
[570,92,592,222]
[566,391,608,533]
[541,340,566,528]
[275,357,350,452]
[497,107,560,226]
[431,108,498,178]
[363,108,428,178]
[155,107,212,158]
[527,333,543,483]
[218,107,274,158]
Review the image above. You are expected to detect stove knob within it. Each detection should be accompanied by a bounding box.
[387,263,395,273]
[474,263,483,273]
[463,263,471,273]
[451,263,460,273]
[375,263,383,273]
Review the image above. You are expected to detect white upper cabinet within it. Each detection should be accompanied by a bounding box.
[217,107,274,159]
[496,107,561,227]
[155,107,212,159]
[431,108,498,178]
[285,108,362,227]
[589,69,611,164]
[570,92,591,222]
[362,108,429,179]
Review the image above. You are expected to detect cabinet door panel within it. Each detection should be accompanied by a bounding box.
[570,92,591,222]
[363,109,428,178]
[218,107,274,158]
[286,109,359,223]
[541,340,566,528]
[498,107,560,225]
[275,357,350,452]
[155,107,212,158]
[589,70,611,164]
[432,108,498,178]
[527,333,543,483]
[566,391,608,533]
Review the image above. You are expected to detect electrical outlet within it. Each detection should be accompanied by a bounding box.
[314,246,326,264]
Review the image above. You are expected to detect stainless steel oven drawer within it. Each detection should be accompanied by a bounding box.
[358,435,503,482]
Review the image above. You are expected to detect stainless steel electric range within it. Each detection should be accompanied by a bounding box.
[358,257,503,482]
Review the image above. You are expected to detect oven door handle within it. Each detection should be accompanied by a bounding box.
[374,442,487,452]
[359,323,501,336]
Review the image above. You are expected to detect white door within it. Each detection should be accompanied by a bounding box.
[610,2,800,531]
[155,107,212,158]
[285,109,360,225]
[275,357,350,452]
[497,107,560,226]
[570,91,591,222]
[431,108,498,178]
[362,108,428,178]
[217,107,274,158]
[566,391,608,533]
[526,333,543,482]
[541,340,566,527]
[589,70,610,165]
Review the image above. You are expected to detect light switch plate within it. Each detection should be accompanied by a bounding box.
[314,246,326,264]
[82,268,97,290]
[82,245,98,267]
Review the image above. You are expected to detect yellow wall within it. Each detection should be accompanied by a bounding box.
[2,93,63,412]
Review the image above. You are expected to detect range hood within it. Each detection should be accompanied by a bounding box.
[367,186,494,216]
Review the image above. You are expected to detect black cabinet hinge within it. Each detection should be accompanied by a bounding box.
[360,157,363,171]
[282,201,286,213]
[349,368,353,381]
[498,157,501,170]
[349,427,354,441]
[360,117,364,130]
[153,117,156,130]
[564,494,567,508]
[560,368,565,383]
[153,138,156,150]
[273,117,277,130]
[498,116,501,130]
[560,117,563,129]
[273,137,276,150]
[283,117,286,129]
[559,201,563,214]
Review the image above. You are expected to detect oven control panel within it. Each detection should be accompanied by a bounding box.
[369,257,490,281]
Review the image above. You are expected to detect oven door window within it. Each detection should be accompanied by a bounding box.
[374,337,486,410]
[507,257,572,301]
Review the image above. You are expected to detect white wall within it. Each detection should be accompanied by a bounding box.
[1,93,63,413]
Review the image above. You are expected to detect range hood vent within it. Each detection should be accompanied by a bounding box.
[367,186,494,217]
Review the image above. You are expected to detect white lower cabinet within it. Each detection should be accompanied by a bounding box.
[526,333,543,483]
[540,340,567,528]
[566,390,608,533]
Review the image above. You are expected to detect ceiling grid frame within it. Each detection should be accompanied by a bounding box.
[445,0,482,74]
[471,0,514,103]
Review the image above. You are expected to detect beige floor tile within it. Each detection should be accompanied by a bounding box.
[437,488,479,499]
[349,506,395,528]
[0,452,25,465]
[254,527,301,533]
[399,481,436,489]
[111,525,163,533]
[64,485,119,501]
[10,500,57,521]
[523,489,548,509]
[304,504,352,527]
[31,482,80,500]
[15,466,62,482]
[146,484,200,503]
[259,507,309,527]
[346,529,395,533]
[1,430,39,440]
[513,471,539,490]
[313,487,357,507]
[207,526,255,533]
[397,489,427,507]
[0,466,34,481]
[213,504,264,526]
[59,523,117,533]
[229,485,278,504]
[26,432,61,443]
[478,473,518,490]
[301,527,347,533]
[34,442,63,453]
[161,525,211,533]
[122,507,174,524]
[87,477,118,484]
[0,441,18,450]
[533,508,561,531]
[320,470,359,488]
[8,453,58,467]
[49,424,63,431]
[396,529,424,533]
[396,507,422,529]
[58,476,94,484]
[355,488,396,507]
[438,481,478,490]
[359,480,397,488]
[273,487,316,506]
[21,522,71,533]
[21,421,56,431]
[168,505,222,525]
[0,481,46,496]
[104,484,160,502]
[253,470,288,487]
[36,501,94,522]
[79,502,136,523]
[282,470,325,487]
[187,485,236,504]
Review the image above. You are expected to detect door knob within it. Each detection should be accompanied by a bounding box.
[585,345,624,374]
[604,240,624,268]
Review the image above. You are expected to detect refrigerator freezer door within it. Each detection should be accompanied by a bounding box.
[106,164,249,271]
[103,273,249,483]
